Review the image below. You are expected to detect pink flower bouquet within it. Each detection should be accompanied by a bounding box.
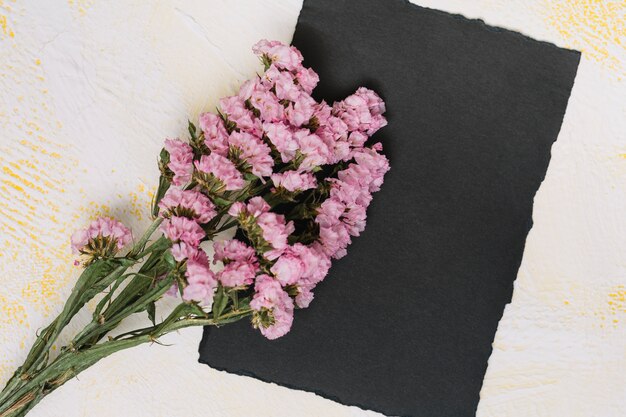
[0,40,389,416]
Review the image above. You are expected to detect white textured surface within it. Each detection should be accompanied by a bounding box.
[0,1,624,416]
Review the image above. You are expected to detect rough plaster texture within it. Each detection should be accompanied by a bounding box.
[0,1,624,416]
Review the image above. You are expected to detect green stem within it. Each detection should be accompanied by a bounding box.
[0,220,163,406]
[0,309,252,417]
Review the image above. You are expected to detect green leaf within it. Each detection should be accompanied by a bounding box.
[211,196,232,207]
[186,302,207,317]
[188,120,197,140]
[151,175,171,218]
[244,172,258,181]
[163,251,176,269]
[212,285,228,319]
[236,296,250,312]
[146,301,156,325]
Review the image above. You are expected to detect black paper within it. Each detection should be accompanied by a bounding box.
[199,1,580,416]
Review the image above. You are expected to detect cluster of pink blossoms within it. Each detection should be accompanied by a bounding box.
[71,217,132,262]
[154,40,390,339]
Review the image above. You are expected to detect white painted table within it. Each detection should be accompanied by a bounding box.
[0,1,624,416]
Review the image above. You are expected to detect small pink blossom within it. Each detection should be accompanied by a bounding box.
[195,153,245,191]
[295,67,319,94]
[270,252,303,286]
[313,102,333,128]
[332,88,387,135]
[256,212,295,260]
[217,261,258,287]
[354,86,386,116]
[271,171,317,192]
[213,239,257,264]
[250,274,294,339]
[352,147,391,192]
[219,95,260,134]
[183,249,217,306]
[252,40,303,71]
[164,139,194,186]
[263,122,298,162]
[161,216,205,247]
[318,222,351,259]
[249,89,284,122]
[199,112,229,155]
[171,241,200,262]
[228,131,274,178]
[286,93,316,127]
[246,196,271,217]
[272,70,301,102]
[315,198,345,228]
[295,284,315,309]
[293,129,331,170]
[158,188,217,223]
[294,243,331,285]
[238,78,263,101]
[227,202,246,217]
[71,217,132,254]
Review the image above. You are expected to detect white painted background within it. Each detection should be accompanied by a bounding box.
[0,1,624,416]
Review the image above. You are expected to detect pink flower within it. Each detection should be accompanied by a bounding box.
[70,229,89,254]
[249,89,284,122]
[256,212,295,260]
[246,196,271,217]
[263,122,298,162]
[270,252,303,286]
[332,88,387,135]
[272,70,301,102]
[294,243,331,284]
[171,241,200,262]
[164,139,194,186]
[270,243,329,292]
[238,78,262,101]
[250,274,294,339]
[227,201,246,217]
[330,175,372,208]
[158,188,217,223]
[199,112,229,155]
[313,102,333,128]
[261,305,293,340]
[293,129,331,170]
[213,239,257,264]
[352,147,390,192]
[295,284,315,309]
[253,39,303,71]
[195,153,245,191]
[286,93,316,127]
[217,260,258,287]
[271,171,317,192]
[341,203,367,237]
[354,86,386,116]
[228,131,274,178]
[315,198,344,228]
[183,249,217,306]
[161,216,205,247]
[295,67,319,95]
[318,222,351,259]
[227,198,293,260]
[348,131,368,148]
[71,217,132,254]
[219,96,260,134]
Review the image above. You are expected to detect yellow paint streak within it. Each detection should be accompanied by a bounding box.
[608,286,626,314]
[0,0,15,40]
[544,0,626,78]
[67,0,95,17]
